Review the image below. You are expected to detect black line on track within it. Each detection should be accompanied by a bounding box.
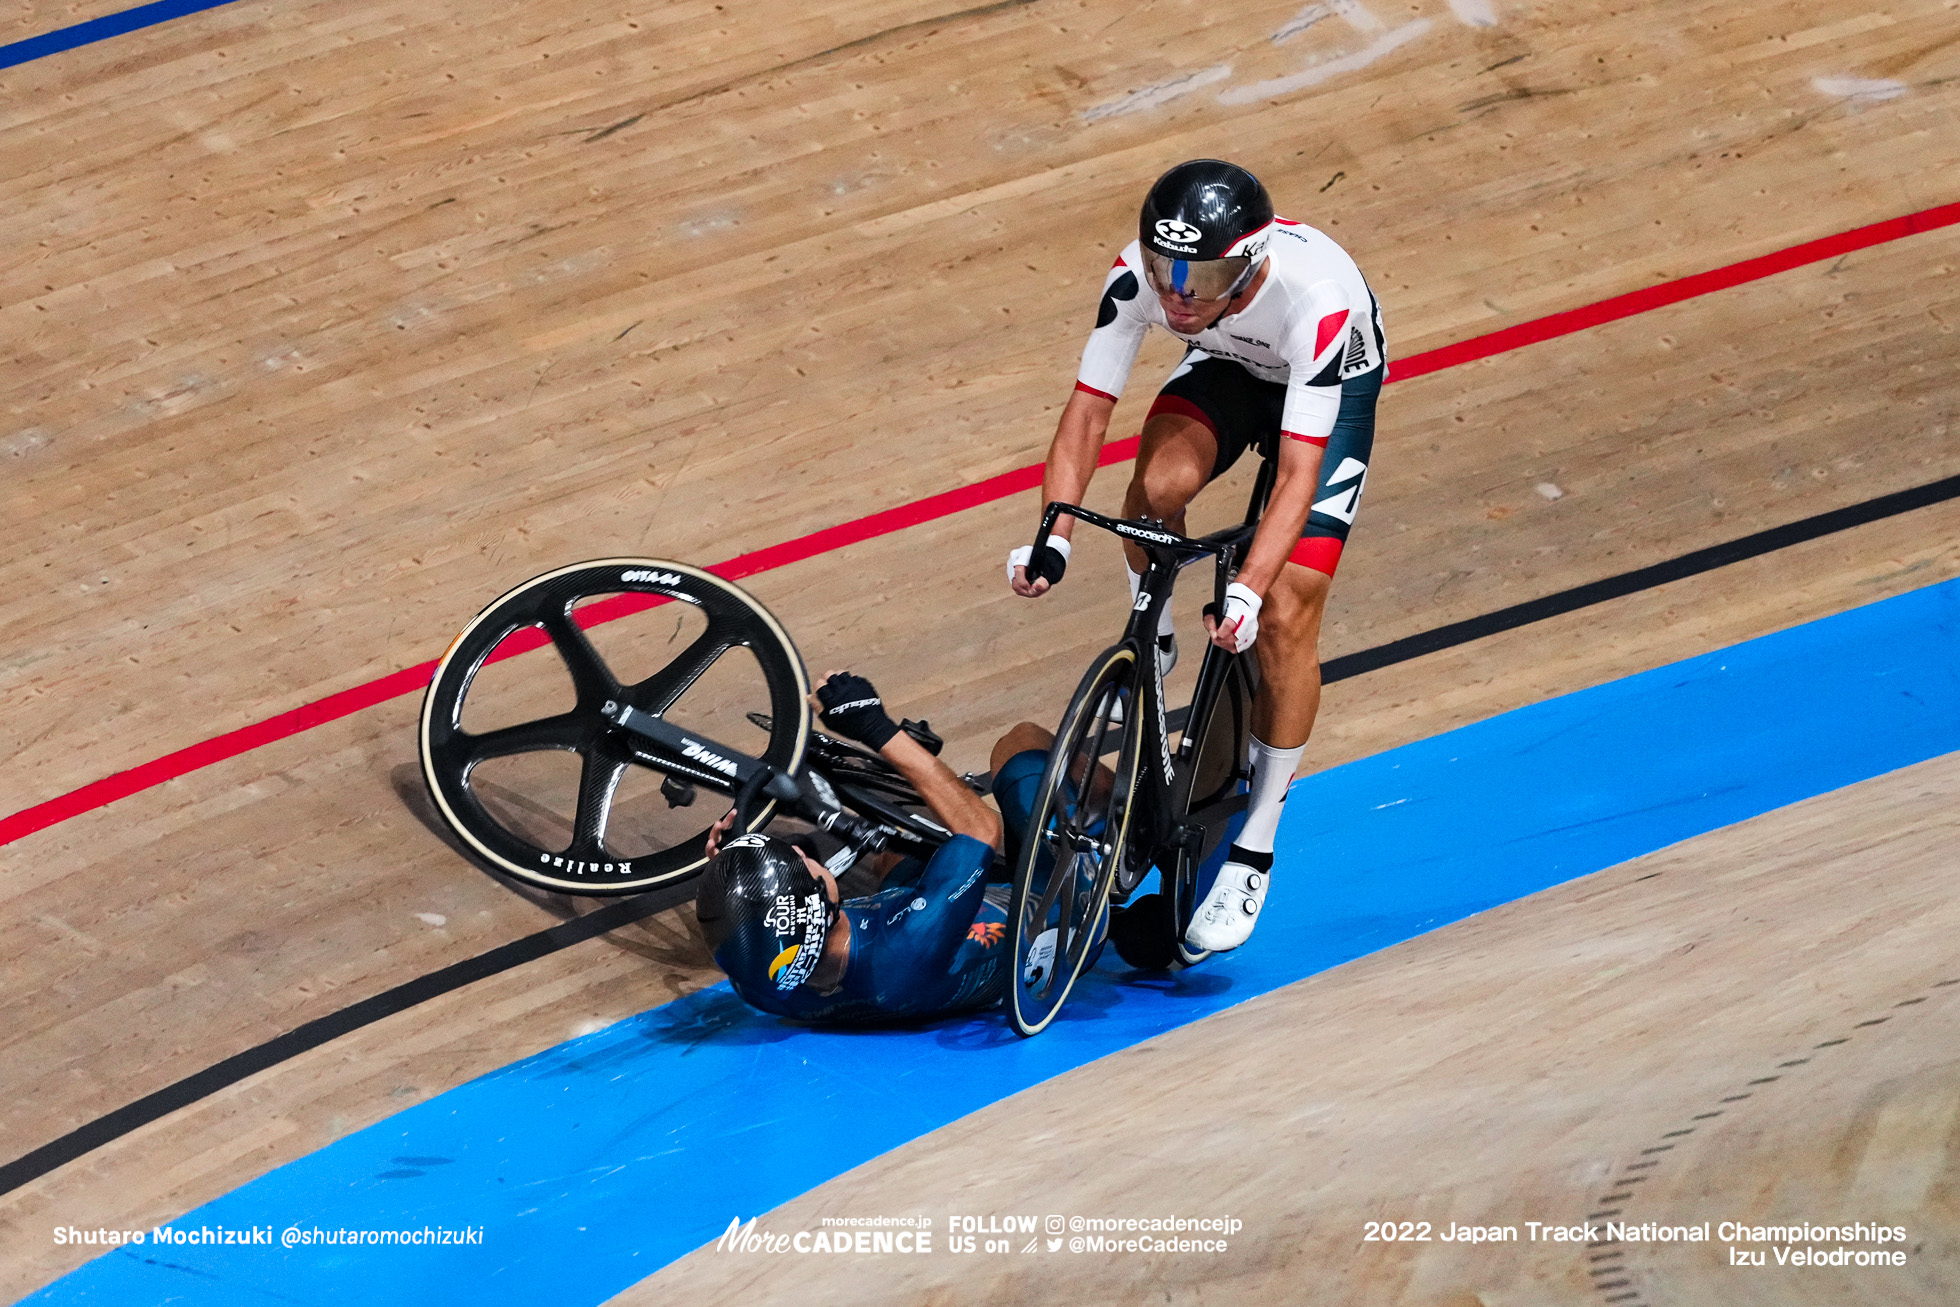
[1316,470,1960,684]
[0,881,695,1197]
[5,469,1959,1197]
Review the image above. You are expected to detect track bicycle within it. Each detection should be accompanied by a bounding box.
[418,559,955,896]
[1005,474,1270,1037]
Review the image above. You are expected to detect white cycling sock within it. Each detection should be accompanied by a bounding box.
[1126,562,1176,640]
[1237,735,1305,855]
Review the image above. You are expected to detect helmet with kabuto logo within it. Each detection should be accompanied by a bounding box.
[1137,159,1274,302]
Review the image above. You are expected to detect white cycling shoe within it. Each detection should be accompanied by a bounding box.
[1184,855,1270,953]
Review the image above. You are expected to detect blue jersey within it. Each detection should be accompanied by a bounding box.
[731,835,1008,1024]
[729,750,1049,1026]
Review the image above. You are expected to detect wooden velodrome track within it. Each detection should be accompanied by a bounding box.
[3,0,1959,1300]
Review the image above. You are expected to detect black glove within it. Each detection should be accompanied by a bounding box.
[1026,542,1069,586]
[1006,536,1071,588]
[816,673,901,751]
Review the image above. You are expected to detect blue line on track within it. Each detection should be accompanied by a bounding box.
[0,0,241,72]
[28,577,1960,1305]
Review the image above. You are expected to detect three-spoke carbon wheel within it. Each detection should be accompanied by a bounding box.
[419,559,809,895]
[1006,643,1142,1037]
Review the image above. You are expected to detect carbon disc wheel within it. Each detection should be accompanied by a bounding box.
[1170,647,1258,967]
[419,559,809,895]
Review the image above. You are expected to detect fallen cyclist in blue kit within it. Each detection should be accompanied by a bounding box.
[696,672,1120,1025]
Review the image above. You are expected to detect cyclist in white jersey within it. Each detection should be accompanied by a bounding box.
[1008,159,1387,954]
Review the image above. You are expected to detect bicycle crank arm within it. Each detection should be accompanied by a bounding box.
[601,701,798,802]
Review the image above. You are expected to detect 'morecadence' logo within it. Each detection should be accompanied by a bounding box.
[715,1215,932,1255]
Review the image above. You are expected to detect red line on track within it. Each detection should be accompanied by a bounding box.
[1391,200,1960,380]
[5,201,1958,849]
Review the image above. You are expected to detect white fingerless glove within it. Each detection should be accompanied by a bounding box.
[1216,582,1262,652]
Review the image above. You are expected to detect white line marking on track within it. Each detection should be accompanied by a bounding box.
[1081,64,1233,122]
[1446,0,1499,28]
[678,213,739,237]
[1272,3,1333,43]
[1220,20,1432,105]
[1273,0,1386,43]
[1812,75,1907,104]
[3,428,50,458]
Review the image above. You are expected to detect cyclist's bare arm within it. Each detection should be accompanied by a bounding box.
[1230,434,1324,599]
[992,721,1117,811]
[1012,388,1115,597]
[879,731,1003,851]
[805,672,1003,851]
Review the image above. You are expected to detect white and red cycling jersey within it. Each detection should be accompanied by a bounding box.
[1074,219,1387,446]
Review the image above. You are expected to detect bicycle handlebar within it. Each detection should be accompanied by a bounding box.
[733,759,894,858]
[1032,501,1254,560]
[811,803,892,856]
[605,702,912,860]
[1032,502,1257,615]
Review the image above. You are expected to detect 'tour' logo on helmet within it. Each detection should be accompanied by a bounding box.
[1154,218,1203,245]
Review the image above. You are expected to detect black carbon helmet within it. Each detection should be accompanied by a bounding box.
[696,833,837,996]
[1138,160,1274,302]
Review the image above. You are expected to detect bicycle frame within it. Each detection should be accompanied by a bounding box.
[1028,456,1274,896]
[600,700,947,860]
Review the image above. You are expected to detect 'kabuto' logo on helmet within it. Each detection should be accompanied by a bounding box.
[1154,218,1203,246]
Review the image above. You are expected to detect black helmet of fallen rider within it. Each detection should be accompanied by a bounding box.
[695,833,839,996]
[1137,159,1275,303]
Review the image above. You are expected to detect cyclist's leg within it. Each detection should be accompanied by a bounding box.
[991,724,1119,841]
[1255,358,1382,744]
[1123,353,1280,665]
[989,722,1054,777]
[1188,362,1381,952]
[989,728,1052,877]
[1121,415,1205,680]
[1251,569,1329,744]
[1286,359,1383,584]
[1120,412,1212,553]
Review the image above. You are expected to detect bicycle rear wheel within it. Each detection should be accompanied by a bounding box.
[1169,646,1258,966]
[1006,642,1142,1037]
[419,559,809,895]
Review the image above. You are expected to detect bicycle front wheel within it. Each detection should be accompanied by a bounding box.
[1006,642,1142,1037]
[419,559,809,895]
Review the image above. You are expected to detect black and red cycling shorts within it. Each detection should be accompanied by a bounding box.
[1147,351,1381,577]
